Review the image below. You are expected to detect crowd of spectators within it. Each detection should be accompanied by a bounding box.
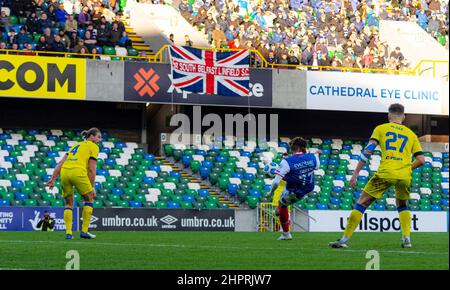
[177,0,449,70]
[0,0,134,56]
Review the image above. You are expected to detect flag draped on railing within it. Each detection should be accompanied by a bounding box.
[169,45,250,97]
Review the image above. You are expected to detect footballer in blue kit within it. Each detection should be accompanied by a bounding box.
[269,137,321,240]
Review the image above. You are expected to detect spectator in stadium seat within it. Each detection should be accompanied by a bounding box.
[43,27,54,46]
[50,34,67,54]
[73,38,88,53]
[83,30,97,51]
[96,23,109,46]
[169,33,174,44]
[38,12,53,34]
[68,31,79,51]
[36,35,49,51]
[267,51,277,64]
[6,28,18,46]
[58,29,71,51]
[47,5,57,23]
[108,22,121,45]
[26,11,39,34]
[78,6,92,29]
[119,30,132,48]
[428,13,440,36]
[287,49,300,66]
[92,6,103,27]
[390,46,405,63]
[90,46,100,59]
[22,42,36,56]
[212,24,226,48]
[112,14,125,34]
[184,34,193,47]
[0,10,11,33]
[0,41,6,52]
[416,8,428,30]
[16,26,31,45]
[65,14,78,34]
[179,0,192,20]
[55,5,69,29]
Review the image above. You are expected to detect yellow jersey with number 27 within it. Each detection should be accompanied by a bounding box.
[370,122,423,180]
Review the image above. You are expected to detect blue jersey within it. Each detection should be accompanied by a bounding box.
[275,152,320,197]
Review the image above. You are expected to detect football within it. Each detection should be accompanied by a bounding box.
[263,162,279,178]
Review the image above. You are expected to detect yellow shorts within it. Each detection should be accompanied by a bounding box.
[60,168,93,198]
[363,174,411,200]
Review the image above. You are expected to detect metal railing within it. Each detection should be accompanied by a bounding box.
[0,48,156,62]
[1,46,448,78]
[413,59,449,80]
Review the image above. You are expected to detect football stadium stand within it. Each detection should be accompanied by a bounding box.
[1,128,448,211]
[0,128,238,209]
[1,0,448,72]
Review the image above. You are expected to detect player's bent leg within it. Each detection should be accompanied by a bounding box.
[80,191,96,239]
[396,198,412,248]
[277,195,292,241]
[64,197,74,239]
[329,191,376,248]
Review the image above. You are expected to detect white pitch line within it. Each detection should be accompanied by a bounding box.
[0,239,448,256]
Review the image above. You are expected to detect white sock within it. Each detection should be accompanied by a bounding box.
[341,236,349,243]
[402,236,410,243]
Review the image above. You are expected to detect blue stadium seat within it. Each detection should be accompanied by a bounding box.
[170,171,181,179]
[330,197,341,205]
[182,155,192,168]
[431,205,441,211]
[129,201,142,208]
[11,180,24,188]
[167,201,179,208]
[111,188,123,195]
[144,153,155,161]
[374,204,386,211]
[316,203,328,210]
[202,160,213,168]
[182,195,194,203]
[148,165,160,172]
[227,184,238,196]
[198,189,210,197]
[15,193,28,200]
[200,167,211,179]
[143,177,154,184]
[0,199,10,206]
[100,147,111,154]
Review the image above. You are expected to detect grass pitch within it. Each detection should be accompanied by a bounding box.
[0,232,448,270]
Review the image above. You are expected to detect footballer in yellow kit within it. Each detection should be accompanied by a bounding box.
[329,104,425,249]
[47,128,102,240]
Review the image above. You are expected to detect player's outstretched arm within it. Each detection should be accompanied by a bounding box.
[350,140,377,187]
[47,154,68,189]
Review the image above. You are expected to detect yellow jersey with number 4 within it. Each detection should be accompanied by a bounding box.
[370,122,423,180]
[62,140,99,173]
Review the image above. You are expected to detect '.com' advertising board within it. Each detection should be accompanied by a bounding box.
[306,71,448,115]
[83,208,236,231]
[0,55,86,100]
[308,210,448,232]
[124,62,272,107]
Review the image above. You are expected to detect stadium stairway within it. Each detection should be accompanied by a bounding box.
[158,156,241,209]
[124,23,153,54]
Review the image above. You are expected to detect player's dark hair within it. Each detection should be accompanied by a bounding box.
[81,127,101,139]
[289,137,307,153]
[388,103,405,115]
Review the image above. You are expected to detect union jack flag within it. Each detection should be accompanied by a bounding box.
[169,45,250,97]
